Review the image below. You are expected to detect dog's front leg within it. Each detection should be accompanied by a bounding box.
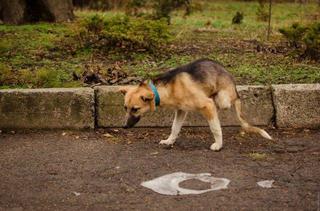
[160,110,187,145]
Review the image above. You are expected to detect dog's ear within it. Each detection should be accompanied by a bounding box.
[118,86,130,95]
[139,81,148,87]
[140,92,154,102]
[141,92,156,112]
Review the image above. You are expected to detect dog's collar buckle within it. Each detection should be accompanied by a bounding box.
[149,82,160,107]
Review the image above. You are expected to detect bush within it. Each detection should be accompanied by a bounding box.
[84,14,105,34]
[73,0,130,10]
[0,64,16,86]
[303,23,320,60]
[153,0,191,24]
[190,1,204,13]
[35,68,71,88]
[279,22,320,60]
[279,23,307,48]
[74,0,191,24]
[81,14,172,53]
[256,0,269,22]
[232,12,244,24]
[125,0,148,16]
[0,64,77,88]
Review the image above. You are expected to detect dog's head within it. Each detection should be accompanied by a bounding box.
[119,82,155,128]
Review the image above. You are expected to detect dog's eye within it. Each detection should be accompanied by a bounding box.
[131,107,139,113]
[124,106,127,111]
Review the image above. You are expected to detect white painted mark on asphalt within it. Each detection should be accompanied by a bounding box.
[141,172,230,195]
[257,180,274,188]
[72,191,81,196]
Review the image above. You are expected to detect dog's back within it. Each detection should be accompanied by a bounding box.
[154,58,239,107]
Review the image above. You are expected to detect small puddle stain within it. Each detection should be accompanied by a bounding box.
[257,180,274,188]
[141,172,230,196]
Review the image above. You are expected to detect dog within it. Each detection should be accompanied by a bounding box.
[119,58,272,151]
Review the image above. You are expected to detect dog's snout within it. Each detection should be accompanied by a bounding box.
[124,115,141,129]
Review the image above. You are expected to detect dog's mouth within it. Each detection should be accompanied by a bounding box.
[124,115,141,129]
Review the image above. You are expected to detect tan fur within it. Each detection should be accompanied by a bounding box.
[120,66,272,150]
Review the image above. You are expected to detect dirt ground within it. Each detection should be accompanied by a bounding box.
[0,127,319,211]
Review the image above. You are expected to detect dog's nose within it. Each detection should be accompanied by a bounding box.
[124,115,140,129]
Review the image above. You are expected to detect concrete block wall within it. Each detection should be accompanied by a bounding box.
[272,84,320,129]
[0,84,319,129]
[0,88,94,129]
[95,85,274,127]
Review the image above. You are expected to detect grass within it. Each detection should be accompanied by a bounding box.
[0,1,319,89]
[248,152,268,160]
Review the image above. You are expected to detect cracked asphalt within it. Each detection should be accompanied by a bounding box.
[0,127,319,210]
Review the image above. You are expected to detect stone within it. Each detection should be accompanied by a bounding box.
[273,84,320,128]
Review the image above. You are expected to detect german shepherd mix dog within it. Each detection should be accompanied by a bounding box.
[120,59,272,151]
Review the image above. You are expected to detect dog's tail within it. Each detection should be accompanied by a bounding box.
[234,98,272,140]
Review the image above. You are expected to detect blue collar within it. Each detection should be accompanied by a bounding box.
[149,82,160,107]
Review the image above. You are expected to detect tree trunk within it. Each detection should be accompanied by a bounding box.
[0,0,74,24]
[41,0,74,22]
[267,0,272,40]
[0,0,26,24]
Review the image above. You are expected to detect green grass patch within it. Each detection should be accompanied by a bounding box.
[248,152,268,160]
[0,1,319,89]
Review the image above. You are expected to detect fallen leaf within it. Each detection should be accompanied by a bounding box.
[103,133,114,138]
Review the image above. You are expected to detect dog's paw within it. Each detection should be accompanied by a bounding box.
[159,139,175,145]
[210,143,222,151]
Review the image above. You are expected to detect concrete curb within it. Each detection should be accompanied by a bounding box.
[272,84,320,129]
[95,85,274,127]
[0,88,95,129]
[0,84,319,129]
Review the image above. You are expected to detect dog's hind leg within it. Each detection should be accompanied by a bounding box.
[200,99,223,151]
[160,110,187,145]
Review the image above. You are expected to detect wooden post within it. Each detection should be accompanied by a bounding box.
[267,0,272,41]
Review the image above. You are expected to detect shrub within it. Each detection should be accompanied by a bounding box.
[303,22,320,60]
[18,69,35,87]
[279,22,320,60]
[84,14,105,34]
[126,0,148,16]
[256,0,269,22]
[73,0,130,10]
[35,68,72,88]
[279,23,307,48]
[0,65,72,88]
[81,14,172,53]
[0,64,16,86]
[232,12,244,24]
[190,1,203,13]
[153,0,191,24]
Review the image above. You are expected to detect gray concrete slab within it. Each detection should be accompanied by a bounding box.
[95,85,274,127]
[273,84,320,128]
[0,88,95,129]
